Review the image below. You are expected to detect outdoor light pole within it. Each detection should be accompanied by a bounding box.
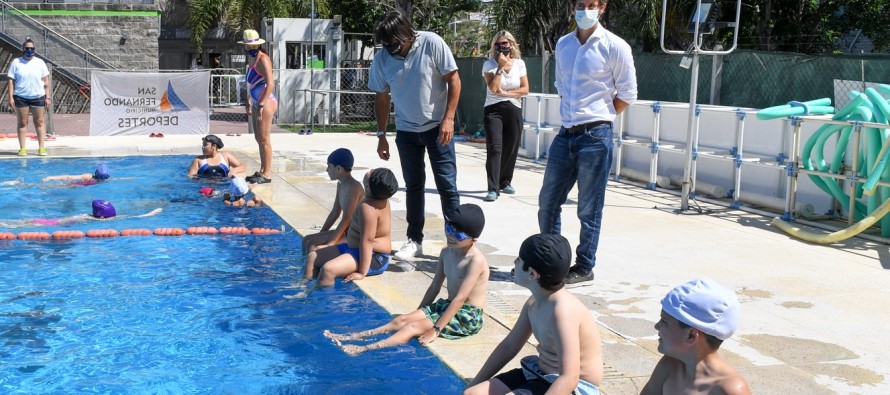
[309,0,316,128]
[659,0,742,212]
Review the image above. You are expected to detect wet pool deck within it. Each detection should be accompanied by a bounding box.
[2,132,889,394]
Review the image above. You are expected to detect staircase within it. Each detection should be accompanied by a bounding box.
[0,1,116,114]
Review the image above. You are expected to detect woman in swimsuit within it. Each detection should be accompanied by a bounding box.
[238,29,278,184]
[187,134,245,178]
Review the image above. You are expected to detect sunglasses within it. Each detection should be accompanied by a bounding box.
[445,223,470,241]
[494,42,510,48]
[23,47,35,51]
[382,41,402,53]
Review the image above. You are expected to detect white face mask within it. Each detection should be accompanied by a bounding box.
[575,9,599,30]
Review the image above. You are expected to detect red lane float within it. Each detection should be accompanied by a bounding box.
[120,228,152,236]
[52,230,85,239]
[219,226,251,235]
[86,229,119,238]
[17,231,51,240]
[186,226,219,235]
[153,227,185,236]
[251,227,281,235]
[1,227,282,242]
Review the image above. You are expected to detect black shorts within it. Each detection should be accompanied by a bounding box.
[493,368,551,394]
[14,95,46,108]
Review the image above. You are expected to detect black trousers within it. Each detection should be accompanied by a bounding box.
[483,100,523,194]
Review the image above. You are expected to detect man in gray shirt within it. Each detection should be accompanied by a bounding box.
[368,11,462,261]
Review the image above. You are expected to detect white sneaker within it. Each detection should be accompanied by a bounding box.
[394,239,422,260]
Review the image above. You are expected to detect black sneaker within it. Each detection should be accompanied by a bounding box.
[565,267,594,284]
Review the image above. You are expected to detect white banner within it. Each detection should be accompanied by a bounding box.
[89,71,210,136]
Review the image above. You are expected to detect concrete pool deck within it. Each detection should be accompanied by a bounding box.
[2,133,889,394]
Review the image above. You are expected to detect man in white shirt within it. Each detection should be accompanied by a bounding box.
[368,11,462,261]
[538,0,637,284]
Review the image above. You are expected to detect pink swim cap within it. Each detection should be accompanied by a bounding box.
[199,187,214,196]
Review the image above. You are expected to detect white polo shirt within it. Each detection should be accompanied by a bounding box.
[554,24,637,128]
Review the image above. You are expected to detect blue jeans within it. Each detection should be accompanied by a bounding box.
[538,124,613,272]
[396,127,460,243]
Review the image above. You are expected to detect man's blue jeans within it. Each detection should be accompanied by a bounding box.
[538,123,613,272]
[396,127,460,243]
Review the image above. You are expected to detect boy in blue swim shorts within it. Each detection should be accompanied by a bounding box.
[306,168,399,287]
[324,203,489,356]
[466,234,603,395]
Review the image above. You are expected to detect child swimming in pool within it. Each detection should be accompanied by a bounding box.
[222,177,262,207]
[42,163,111,186]
[0,200,162,228]
[324,203,489,356]
[305,168,398,287]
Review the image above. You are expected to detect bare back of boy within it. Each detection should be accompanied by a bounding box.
[440,244,489,309]
[528,289,603,386]
[645,355,750,395]
[346,196,391,253]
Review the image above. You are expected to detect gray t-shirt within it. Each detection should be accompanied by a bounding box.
[368,31,458,132]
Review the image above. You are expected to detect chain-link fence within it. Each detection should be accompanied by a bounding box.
[6,51,886,137]
[454,51,890,133]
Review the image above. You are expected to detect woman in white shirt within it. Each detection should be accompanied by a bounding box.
[481,31,529,202]
[6,38,51,157]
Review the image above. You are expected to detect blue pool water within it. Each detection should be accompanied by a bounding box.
[0,156,464,394]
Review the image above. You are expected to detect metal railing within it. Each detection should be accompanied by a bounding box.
[0,1,116,83]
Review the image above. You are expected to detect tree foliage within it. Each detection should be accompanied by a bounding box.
[487,0,890,55]
[185,0,330,50]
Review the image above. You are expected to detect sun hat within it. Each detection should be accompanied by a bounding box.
[238,29,266,45]
[327,148,354,170]
[94,163,110,180]
[367,168,399,200]
[518,234,572,282]
[661,278,740,340]
[230,177,250,197]
[203,134,224,149]
[448,204,485,238]
[91,200,116,218]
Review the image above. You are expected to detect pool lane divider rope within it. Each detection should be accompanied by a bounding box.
[1,227,282,241]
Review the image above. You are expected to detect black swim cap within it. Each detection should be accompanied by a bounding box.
[368,168,399,200]
[519,234,572,282]
[203,135,224,149]
[448,204,485,238]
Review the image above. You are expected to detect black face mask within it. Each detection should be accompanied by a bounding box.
[384,42,403,59]
[498,47,511,55]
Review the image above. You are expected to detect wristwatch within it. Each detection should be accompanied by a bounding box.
[432,325,442,334]
[376,130,387,137]
[496,69,505,76]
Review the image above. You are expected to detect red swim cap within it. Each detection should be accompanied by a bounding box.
[199,187,214,196]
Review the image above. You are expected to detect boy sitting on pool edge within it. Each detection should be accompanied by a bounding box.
[305,168,398,287]
[324,203,489,356]
[301,148,365,255]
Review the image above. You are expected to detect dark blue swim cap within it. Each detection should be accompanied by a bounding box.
[327,148,354,170]
[94,163,110,180]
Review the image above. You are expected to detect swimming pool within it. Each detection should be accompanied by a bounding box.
[0,156,464,393]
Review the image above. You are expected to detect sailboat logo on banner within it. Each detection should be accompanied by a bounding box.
[159,81,190,112]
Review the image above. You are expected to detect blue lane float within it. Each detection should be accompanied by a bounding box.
[764,88,890,242]
[756,97,835,120]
